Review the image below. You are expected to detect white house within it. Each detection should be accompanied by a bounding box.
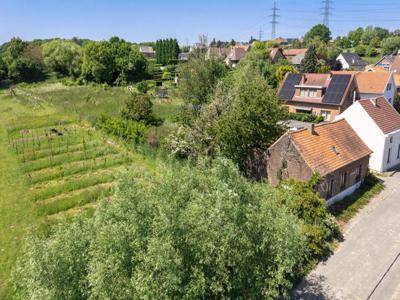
[336,53,366,70]
[336,97,400,172]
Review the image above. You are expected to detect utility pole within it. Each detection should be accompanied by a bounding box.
[259,26,264,41]
[322,0,333,28]
[270,1,279,39]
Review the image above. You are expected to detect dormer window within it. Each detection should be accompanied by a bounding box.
[387,83,392,91]
[299,88,318,98]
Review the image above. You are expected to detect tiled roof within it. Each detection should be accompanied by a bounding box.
[290,119,372,175]
[283,49,307,57]
[394,74,400,87]
[391,55,400,73]
[228,47,247,61]
[365,65,386,72]
[359,97,400,134]
[139,46,154,54]
[355,72,392,94]
[340,53,366,67]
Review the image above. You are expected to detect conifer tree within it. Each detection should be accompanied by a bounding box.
[300,45,318,73]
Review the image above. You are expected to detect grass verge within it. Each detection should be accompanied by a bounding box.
[329,174,385,223]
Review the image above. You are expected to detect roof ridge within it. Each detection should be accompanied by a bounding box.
[290,119,347,136]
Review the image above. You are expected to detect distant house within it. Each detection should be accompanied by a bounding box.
[270,48,285,63]
[278,73,357,121]
[225,46,248,67]
[139,46,155,59]
[336,53,366,70]
[267,119,371,205]
[274,37,288,46]
[282,49,307,67]
[337,97,400,172]
[374,52,400,72]
[206,47,231,60]
[178,53,190,61]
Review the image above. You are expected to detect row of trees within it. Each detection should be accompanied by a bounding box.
[0,37,148,84]
[155,38,179,65]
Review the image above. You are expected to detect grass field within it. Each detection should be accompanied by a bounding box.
[0,81,182,299]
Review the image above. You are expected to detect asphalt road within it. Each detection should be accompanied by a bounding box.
[291,172,400,300]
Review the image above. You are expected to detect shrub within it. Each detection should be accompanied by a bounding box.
[354,45,367,57]
[279,174,339,261]
[367,47,379,57]
[288,112,325,123]
[97,115,146,144]
[136,81,149,93]
[121,92,154,124]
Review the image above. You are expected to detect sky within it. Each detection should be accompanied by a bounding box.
[1,0,400,45]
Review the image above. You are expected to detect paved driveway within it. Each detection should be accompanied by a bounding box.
[292,172,400,300]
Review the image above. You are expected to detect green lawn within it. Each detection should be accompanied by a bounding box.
[0,81,182,298]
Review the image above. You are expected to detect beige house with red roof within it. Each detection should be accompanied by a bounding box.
[267,119,371,204]
[337,97,400,172]
[225,46,248,67]
[333,70,396,105]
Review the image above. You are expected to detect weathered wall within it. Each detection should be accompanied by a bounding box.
[266,134,313,186]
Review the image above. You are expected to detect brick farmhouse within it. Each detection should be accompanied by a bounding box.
[267,119,372,205]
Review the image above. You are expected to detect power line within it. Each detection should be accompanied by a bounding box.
[322,0,333,28]
[259,25,264,41]
[270,1,280,39]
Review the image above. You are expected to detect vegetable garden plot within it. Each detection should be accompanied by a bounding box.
[7,122,130,221]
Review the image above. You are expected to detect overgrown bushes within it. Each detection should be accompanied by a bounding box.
[15,158,318,299]
[288,112,325,123]
[96,115,146,144]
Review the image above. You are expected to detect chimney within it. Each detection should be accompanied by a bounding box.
[371,98,378,107]
[308,123,316,135]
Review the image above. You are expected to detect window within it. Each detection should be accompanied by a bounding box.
[340,172,347,191]
[355,165,362,183]
[387,83,392,91]
[387,148,392,164]
[390,136,393,143]
[321,110,332,121]
[309,89,317,97]
[300,89,307,97]
[397,144,400,159]
[327,179,334,199]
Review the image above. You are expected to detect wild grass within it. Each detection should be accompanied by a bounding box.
[329,174,385,223]
[36,183,115,216]
[31,172,117,202]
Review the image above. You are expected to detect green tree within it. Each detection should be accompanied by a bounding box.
[300,45,319,73]
[215,68,286,163]
[275,65,297,83]
[15,159,309,299]
[354,44,367,57]
[0,56,7,80]
[381,36,400,55]
[177,54,228,106]
[7,58,44,82]
[121,92,154,124]
[304,24,331,44]
[42,40,83,77]
[81,41,115,84]
[347,27,364,47]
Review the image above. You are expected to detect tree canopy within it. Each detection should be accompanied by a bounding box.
[42,40,82,77]
[304,24,331,44]
[300,45,319,73]
[15,159,313,299]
